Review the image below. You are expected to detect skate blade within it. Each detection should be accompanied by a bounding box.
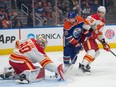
[77,68,91,75]
[85,72,91,75]
[16,79,29,84]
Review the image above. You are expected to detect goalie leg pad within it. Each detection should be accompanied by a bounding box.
[16,68,45,84]
[9,60,36,75]
[0,66,17,79]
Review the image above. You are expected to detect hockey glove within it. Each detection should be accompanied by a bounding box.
[75,43,83,51]
[103,43,110,52]
[83,29,92,37]
[100,38,110,52]
[85,32,91,37]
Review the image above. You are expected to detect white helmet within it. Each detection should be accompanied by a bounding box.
[36,35,47,49]
[97,6,106,13]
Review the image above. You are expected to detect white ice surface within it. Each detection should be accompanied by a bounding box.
[0,49,116,87]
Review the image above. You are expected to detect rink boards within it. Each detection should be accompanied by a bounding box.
[0,25,116,55]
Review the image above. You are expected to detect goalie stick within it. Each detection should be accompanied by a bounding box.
[50,54,78,81]
[50,37,88,80]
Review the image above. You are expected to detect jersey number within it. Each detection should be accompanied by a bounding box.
[19,41,34,54]
[89,18,94,23]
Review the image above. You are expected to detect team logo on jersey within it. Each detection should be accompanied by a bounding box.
[27,33,35,39]
[73,28,82,38]
[105,29,115,39]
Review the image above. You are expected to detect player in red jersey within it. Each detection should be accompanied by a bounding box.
[79,6,110,74]
[0,35,64,83]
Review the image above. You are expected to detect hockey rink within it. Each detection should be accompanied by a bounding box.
[0,49,116,87]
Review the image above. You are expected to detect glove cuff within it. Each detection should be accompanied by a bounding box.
[75,43,80,47]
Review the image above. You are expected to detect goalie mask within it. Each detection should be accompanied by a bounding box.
[36,35,48,49]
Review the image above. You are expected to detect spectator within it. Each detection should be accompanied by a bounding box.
[62,0,70,7]
[42,0,47,8]
[11,10,22,28]
[44,5,52,13]
[33,0,111,26]
[57,1,62,10]
[0,0,7,10]
[42,12,47,26]
[47,12,53,26]
[47,2,52,12]
[62,2,70,14]
[81,1,87,9]
[0,11,4,28]
[91,0,100,14]
[27,13,33,27]
[88,0,94,6]
[73,1,79,14]
[35,2,45,17]
[0,10,10,28]
[52,6,62,26]
[81,3,91,18]
[64,7,71,18]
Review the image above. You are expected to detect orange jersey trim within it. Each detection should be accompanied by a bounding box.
[40,60,52,67]
[84,54,95,62]
[10,53,31,63]
[15,40,19,48]
[84,30,89,35]
[98,31,103,35]
[40,59,52,67]
[64,16,84,30]
[84,20,90,25]
[10,53,34,70]
[87,40,91,50]
[69,38,78,45]
[96,24,104,31]
[40,55,53,67]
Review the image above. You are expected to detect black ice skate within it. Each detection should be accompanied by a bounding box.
[86,64,91,70]
[16,74,29,84]
[79,63,91,74]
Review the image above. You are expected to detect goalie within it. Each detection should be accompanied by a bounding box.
[0,35,64,83]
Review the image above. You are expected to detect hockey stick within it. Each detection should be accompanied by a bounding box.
[110,50,116,57]
[49,54,78,80]
[64,54,77,75]
[52,37,89,80]
[69,37,88,65]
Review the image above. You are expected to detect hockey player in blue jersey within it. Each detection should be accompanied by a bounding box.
[63,11,91,71]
